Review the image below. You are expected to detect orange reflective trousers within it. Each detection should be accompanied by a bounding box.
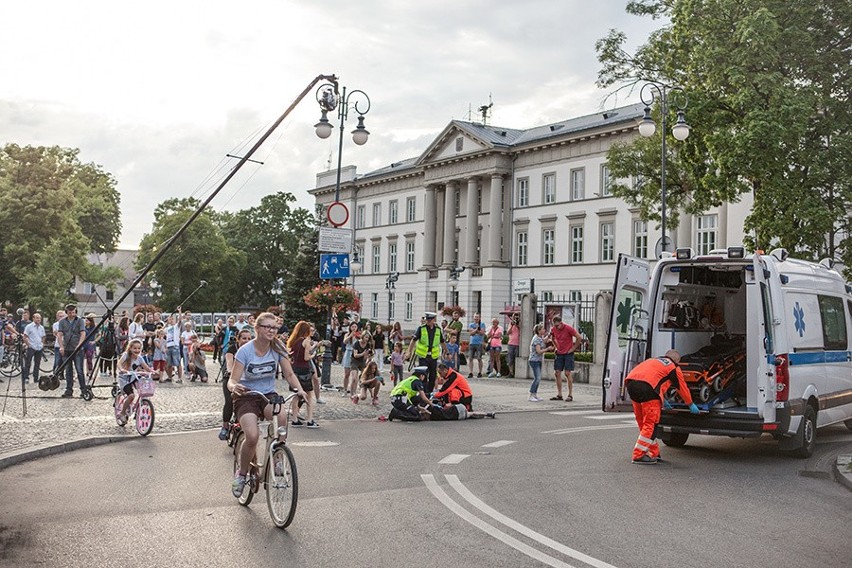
[631,399,661,460]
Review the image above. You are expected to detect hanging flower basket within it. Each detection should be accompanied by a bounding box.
[303,283,361,314]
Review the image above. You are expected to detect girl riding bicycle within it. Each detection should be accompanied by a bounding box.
[116,339,153,425]
[228,312,306,498]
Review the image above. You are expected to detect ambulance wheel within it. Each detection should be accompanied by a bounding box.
[791,405,816,459]
[698,384,711,403]
[661,432,689,447]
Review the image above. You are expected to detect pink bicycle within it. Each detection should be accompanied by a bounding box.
[113,371,156,436]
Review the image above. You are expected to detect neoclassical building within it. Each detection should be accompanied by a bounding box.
[309,103,751,327]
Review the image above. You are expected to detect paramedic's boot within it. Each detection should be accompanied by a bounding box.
[632,455,657,465]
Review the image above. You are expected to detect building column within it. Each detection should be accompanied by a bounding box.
[487,174,503,265]
[442,181,457,267]
[465,177,479,266]
[423,184,437,269]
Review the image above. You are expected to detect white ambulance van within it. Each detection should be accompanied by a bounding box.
[603,247,852,458]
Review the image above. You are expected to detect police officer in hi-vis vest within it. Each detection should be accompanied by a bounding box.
[404,312,446,393]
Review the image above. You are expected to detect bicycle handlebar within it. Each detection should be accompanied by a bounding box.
[239,390,301,405]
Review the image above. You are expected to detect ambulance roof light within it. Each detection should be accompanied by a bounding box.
[675,248,694,260]
[727,246,745,259]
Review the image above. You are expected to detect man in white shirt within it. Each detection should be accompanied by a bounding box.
[234,313,248,331]
[22,313,46,385]
[164,315,183,382]
[52,310,66,373]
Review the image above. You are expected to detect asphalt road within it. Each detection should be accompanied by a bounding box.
[2,410,851,568]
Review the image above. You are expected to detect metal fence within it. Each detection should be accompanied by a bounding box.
[536,294,597,353]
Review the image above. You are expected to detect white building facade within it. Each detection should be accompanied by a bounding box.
[310,103,751,328]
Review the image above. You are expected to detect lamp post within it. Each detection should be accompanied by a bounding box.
[638,82,690,258]
[315,82,371,386]
[449,266,464,307]
[385,271,399,326]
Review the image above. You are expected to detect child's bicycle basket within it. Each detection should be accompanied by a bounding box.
[138,376,156,397]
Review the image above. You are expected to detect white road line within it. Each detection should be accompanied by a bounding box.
[585,414,636,421]
[439,454,470,464]
[2,411,218,424]
[422,474,580,568]
[541,423,636,435]
[446,475,620,568]
[481,440,515,448]
[549,410,603,416]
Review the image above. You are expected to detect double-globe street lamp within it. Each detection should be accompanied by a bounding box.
[638,82,690,257]
[314,83,371,385]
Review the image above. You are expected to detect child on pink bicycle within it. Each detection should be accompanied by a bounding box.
[117,339,153,425]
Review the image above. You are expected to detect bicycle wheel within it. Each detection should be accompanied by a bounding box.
[232,432,254,506]
[135,399,155,436]
[266,443,298,528]
[38,350,53,374]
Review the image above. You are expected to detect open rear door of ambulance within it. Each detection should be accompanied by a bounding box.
[752,253,778,425]
[603,254,649,412]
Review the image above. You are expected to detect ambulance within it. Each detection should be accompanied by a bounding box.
[603,247,852,458]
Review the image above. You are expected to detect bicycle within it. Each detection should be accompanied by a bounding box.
[0,337,23,378]
[113,371,156,436]
[232,391,299,529]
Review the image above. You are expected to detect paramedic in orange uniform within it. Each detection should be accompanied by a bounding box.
[625,349,699,464]
[434,363,474,409]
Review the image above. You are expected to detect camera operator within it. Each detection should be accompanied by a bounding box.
[506,313,521,377]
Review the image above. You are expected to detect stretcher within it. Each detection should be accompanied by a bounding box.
[671,335,747,405]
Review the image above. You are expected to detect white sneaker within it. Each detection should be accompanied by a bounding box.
[315,398,326,405]
[528,396,542,402]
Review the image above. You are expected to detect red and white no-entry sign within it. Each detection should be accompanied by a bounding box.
[326,201,349,227]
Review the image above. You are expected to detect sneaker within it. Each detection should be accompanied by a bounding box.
[174,378,183,384]
[485,412,497,419]
[468,373,473,379]
[218,426,230,441]
[315,398,326,405]
[371,397,379,406]
[231,474,246,497]
[528,396,542,402]
[351,396,359,404]
[60,391,73,398]
[117,415,128,427]
[477,373,483,378]
[306,420,319,429]
[655,456,665,463]
[488,371,497,378]
[291,419,304,427]
[632,455,657,465]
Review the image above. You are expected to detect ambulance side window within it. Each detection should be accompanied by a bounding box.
[818,295,847,351]
[760,282,774,354]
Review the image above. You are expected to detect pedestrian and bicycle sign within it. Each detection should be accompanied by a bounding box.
[319,253,350,279]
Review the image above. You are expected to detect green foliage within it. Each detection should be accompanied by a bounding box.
[0,144,123,312]
[597,0,851,278]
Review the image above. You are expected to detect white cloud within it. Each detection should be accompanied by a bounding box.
[0,0,662,248]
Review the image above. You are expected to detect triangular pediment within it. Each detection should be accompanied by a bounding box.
[417,121,493,166]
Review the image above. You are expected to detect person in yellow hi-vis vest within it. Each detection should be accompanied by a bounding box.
[404,312,446,393]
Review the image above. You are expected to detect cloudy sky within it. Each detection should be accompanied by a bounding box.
[1,1,662,249]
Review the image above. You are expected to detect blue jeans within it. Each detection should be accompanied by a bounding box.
[529,360,542,395]
[23,347,43,384]
[63,351,86,393]
[53,346,62,372]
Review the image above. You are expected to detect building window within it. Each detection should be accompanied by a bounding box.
[633,219,648,258]
[477,186,483,211]
[516,231,528,266]
[455,137,463,152]
[541,291,554,302]
[406,197,416,222]
[388,243,398,272]
[405,292,413,321]
[571,168,585,200]
[356,205,365,229]
[543,228,555,265]
[389,200,398,224]
[571,225,584,264]
[454,189,460,216]
[601,222,614,262]
[543,173,556,204]
[600,164,612,197]
[696,214,718,255]
[517,178,529,207]
[83,282,95,294]
[371,293,379,319]
[373,203,381,227]
[388,292,395,321]
[106,290,114,301]
[372,244,381,273]
[406,241,415,272]
[569,290,583,303]
[476,228,482,265]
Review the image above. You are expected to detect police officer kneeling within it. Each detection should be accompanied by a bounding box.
[388,366,433,422]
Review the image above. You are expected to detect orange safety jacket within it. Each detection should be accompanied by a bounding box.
[434,369,473,406]
[625,357,693,405]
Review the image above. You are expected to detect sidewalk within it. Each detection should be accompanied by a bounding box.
[0,363,599,468]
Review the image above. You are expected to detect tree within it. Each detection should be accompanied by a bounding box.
[0,144,123,311]
[136,198,245,312]
[596,0,851,277]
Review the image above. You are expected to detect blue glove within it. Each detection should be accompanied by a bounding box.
[689,403,700,414]
[663,399,672,410]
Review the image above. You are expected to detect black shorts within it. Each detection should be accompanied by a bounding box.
[291,370,314,393]
[233,391,278,421]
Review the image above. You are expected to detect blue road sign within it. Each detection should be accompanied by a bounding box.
[320,253,350,279]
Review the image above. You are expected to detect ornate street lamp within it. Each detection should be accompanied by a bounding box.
[639,82,690,257]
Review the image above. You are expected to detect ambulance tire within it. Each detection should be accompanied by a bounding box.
[845,418,852,432]
[790,405,816,459]
[660,432,689,447]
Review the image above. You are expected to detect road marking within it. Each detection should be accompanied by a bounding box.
[549,410,603,416]
[439,454,470,464]
[585,414,636,421]
[541,423,636,435]
[290,441,340,447]
[422,474,580,568]
[482,440,515,448]
[446,475,620,568]
[2,411,219,424]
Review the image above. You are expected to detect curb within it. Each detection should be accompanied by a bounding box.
[0,435,137,472]
[834,455,852,492]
